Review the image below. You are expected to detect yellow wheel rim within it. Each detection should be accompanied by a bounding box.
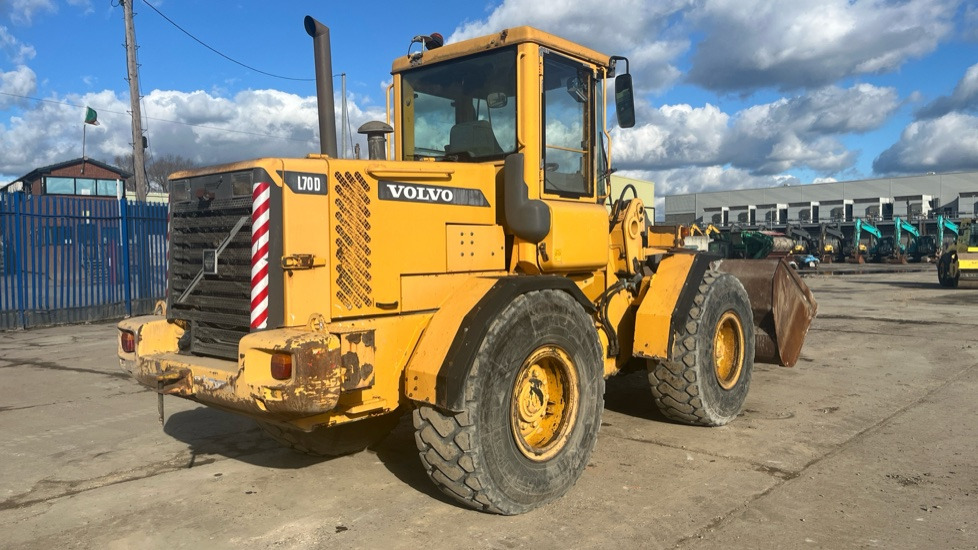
[510,346,579,462]
[713,311,745,390]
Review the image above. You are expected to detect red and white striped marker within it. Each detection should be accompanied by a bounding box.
[251,181,271,329]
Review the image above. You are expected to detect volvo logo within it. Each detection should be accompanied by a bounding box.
[378,180,489,207]
[387,184,454,202]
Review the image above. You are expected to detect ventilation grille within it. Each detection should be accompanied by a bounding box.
[169,197,252,360]
[333,171,372,310]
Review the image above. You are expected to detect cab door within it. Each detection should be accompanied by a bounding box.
[533,50,608,272]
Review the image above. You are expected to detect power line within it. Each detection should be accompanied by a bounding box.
[140,0,314,82]
[0,91,314,143]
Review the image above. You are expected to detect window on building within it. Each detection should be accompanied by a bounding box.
[45,177,75,194]
[76,178,96,196]
[42,176,121,196]
[96,180,119,196]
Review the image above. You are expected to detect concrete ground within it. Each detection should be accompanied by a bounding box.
[1,270,976,549]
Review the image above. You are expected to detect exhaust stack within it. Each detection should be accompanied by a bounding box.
[304,16,338,157]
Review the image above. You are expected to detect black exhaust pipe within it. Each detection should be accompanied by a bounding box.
[304,16,338,158]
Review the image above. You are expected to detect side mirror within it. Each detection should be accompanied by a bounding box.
[487,92,508,109]
[615,73,635,129]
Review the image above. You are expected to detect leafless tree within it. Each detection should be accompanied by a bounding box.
[114,153,197,196]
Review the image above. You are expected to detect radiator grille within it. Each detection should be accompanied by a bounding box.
[333,171,372,310]
[169,197,252,360]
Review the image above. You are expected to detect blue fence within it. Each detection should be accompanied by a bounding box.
[0,193,167,330]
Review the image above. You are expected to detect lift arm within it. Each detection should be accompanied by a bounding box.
[893,216,919,253]
[937,215,959,246]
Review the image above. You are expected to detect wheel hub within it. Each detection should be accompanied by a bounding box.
[713,311,745,390]
[511,346,579,462]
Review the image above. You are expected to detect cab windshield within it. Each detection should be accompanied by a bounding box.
[401,48,517,162]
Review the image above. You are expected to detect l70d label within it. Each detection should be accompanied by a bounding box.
[283,171,328,195]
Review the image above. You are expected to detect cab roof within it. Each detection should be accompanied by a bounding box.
[390,26,614,74]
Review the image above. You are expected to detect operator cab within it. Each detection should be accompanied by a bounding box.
[393,28,634,197]
[391,27,635,273]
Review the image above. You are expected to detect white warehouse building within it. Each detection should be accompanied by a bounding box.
[663,171,978,226]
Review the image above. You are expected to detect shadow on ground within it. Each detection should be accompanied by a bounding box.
[161,405,456,505]
[602,369,672,424]
[163,407,321,469]
[372,414,459,507]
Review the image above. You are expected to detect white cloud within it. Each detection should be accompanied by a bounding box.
[687,0,958,92]
[873,112,978,174]
[916,62,978,118]
[3,0,56,25]
[0,25,36,63]
[66,0,93,16]
[0,87,386,179]
[614,84,895,176]
[964,3,978,41]
[449,0,693,90]
[0,65,37,108]
[612,102,729,169]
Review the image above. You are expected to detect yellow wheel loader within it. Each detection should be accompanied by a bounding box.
[117,17,817,515]
[937,219,978,287]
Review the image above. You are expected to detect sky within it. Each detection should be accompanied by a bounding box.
[2,0,978,215]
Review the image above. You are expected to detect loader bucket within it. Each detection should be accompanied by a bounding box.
[715,258,818,367]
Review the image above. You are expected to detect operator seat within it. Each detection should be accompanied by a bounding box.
[446,120,503,158]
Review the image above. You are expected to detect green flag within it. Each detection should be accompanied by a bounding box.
[84,107,99,126]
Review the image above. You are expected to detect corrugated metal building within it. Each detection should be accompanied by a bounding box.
[663,171,978,226]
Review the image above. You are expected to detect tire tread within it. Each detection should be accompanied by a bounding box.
[412,289,604,515]
[647,271,753,427]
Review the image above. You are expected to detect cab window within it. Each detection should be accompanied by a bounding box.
[542,53,592,196]
[401,48,517,162]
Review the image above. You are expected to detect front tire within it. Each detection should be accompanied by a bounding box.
[647,271,755,426]
[937,252,959,288]
[413,289,604,515]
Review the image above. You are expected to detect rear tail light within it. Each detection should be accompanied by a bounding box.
[271,353,293,380]
[120,330,136,353]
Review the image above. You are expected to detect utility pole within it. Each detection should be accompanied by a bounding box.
[122,0,148,201]
[340,73,347,158]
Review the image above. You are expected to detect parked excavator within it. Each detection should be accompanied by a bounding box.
[909,234,937,263]
[783,223,819,269]
[937,218,978,287]
[784,223,817,255]
[714,229,794,260]
[937,215,960,253]
[848,218,881,263]
[890,216,920,264]
[818,222,846,263]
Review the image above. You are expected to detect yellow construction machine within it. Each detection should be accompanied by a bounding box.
[937,219,978,287]
[117,17,817,515]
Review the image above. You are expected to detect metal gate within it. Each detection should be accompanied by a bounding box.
[0,193,167,330]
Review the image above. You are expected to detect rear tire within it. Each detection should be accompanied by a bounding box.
[647,271,754,427]
[257,411,402,457]
[413,289,604,515]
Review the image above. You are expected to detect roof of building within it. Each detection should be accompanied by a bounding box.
[6,157,132,187]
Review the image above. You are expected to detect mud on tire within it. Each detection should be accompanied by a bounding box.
[413,289,604,515]
[647,271,755,427]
